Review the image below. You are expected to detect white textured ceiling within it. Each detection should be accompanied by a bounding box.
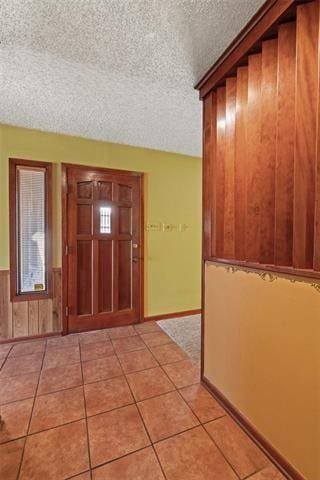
[0,0,264,156]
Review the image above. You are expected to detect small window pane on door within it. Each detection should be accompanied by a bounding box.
[17,167,46,293]
[100,206,111,233]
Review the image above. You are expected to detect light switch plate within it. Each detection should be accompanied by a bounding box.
[179,224,189,232]
[162,223,178,232]
[162,223,172,232]
[146,222,161,231]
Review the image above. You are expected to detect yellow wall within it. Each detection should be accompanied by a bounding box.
[204,262,320,480]
[0,124,202,317]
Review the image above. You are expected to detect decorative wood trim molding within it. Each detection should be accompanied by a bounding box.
[61,162,144,178]
[144,309,201,322]
[205,257,320,283]
[61,164,68,336]
[139,174,145,324]
[0,331,62,345]
[195,0,311,98]
[202,376,305,480]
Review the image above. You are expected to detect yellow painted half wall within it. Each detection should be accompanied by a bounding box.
[204,262,320,480]
[0,124,202,317]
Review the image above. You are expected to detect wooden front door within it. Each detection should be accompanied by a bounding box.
[63,165,143,333]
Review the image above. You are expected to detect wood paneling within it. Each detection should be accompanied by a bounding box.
[0,269,62,340]
[12,301,29,337]
[216,87,226,257]
[39,299,53,333]
[199,0,320,276]
[275,22,296,266]
[260,39,277,264]
[0,271,10,339]
[315,49,320,271]
[28,301,39,335]
[224,78,236,258]
[203,92,215,258]
[293,1,319,268]
[195,0,297,98]
[52,268,62,331]
[234,66,248,261]
[246,54,262,262]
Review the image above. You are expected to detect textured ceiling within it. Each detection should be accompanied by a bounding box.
[0,0,265,156]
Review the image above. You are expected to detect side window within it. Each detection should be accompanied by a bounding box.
[9,159,52,300]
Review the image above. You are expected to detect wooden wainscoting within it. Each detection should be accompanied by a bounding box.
[0,268,62,340]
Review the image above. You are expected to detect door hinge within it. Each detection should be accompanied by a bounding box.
[65,245,69,255]
[65,306,70,317]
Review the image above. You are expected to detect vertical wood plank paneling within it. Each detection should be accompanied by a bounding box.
[39,299,53,333]
[12,301,29,337]
[315,163,320,269]
[224,78,236,258]
[294,1,319,268]
[235,66,248,260]
[216,87,226,257]
[0,270,61,340]
[200,2,320,275]
[246,54,262,261]
[7,276,13,338]
[52,268,62,331]
[260,39,278,264]
[275,22,296,266]
[0,271,10,339]
[28,301,39,335]
[210,93,218,257]
[314,3,320,270]
[203,92,214,257]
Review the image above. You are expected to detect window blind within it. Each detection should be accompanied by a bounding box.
[17,167,47,293]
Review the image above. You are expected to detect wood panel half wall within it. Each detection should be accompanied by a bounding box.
[0,268,62,340]
[200,0,320,276]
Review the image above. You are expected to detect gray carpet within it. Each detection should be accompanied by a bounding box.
[157,314,201,364]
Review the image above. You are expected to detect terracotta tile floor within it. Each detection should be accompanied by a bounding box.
[0,322,286,479]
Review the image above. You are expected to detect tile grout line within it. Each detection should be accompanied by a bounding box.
[242,466,269,480]
[90,444,163,474]
[112,342,169,480]
[79,337,93,480]
[202,423,242,479]
[85,421,214,475]
[0,392,229,447]
[15,339,48,479]
[83,328,159,475]
[116,329,214,477]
